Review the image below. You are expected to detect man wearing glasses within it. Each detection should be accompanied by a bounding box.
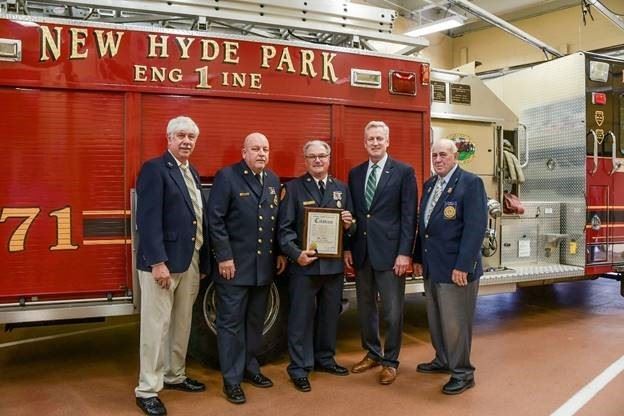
[278,140,355,392]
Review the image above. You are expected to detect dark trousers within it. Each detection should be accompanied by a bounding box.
[424,278,479,380]
[215,283,270,386]
[355,259,406,368]
[287,271,343,379]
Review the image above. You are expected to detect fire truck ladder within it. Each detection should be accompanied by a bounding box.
[0,0,430,55]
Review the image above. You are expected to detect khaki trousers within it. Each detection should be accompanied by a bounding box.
[135,252,200,398]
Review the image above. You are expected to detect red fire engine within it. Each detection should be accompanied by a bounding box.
[0,8,430,362]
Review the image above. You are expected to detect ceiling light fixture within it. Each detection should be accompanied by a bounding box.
[405,15,465,37]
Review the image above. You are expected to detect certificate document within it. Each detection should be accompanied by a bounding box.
[303,207,343,258]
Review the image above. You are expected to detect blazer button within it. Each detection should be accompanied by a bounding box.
[192,220,197,225]
[258,238,263,243]
[259,215,264,220]
[259,227,263,231]
[257,250,262,255]
[425,234,429,239]
[363,231,367,236]
[366,214,371,218]
[191,237,195,241]
[424,249,428,253]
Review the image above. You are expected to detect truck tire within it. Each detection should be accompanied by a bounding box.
[189,278,289,368]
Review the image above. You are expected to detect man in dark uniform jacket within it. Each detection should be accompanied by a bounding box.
[345,120,417,385]
[208,132,286,404]
[134,116,210,416]
[278,140,355,393]
[413,138,487,395]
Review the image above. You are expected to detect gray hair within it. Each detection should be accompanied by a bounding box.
[364,120,389,138]
[303,140,331,156]
[167,116,199,138]
[432,138,458,154]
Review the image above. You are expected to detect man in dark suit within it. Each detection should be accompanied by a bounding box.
[345,121,417,385]
[208,132,287,404]
[278,140,355,393]
[413,138,487,395]
[134,116,210,416]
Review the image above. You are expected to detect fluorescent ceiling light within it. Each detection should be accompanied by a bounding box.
[405,16,465,37]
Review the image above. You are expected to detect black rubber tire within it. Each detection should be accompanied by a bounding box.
[188,277,289,368]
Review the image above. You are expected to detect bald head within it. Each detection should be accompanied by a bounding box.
[242,132,270,173]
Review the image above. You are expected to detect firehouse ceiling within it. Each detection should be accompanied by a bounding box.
[3,0,622,56]
[358,0,581,36]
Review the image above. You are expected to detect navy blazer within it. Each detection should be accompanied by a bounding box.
[278,173,355,276]
[348,157,418,271]
[208,160,280,286]
[136,151,210,275]
[413,166,487,284]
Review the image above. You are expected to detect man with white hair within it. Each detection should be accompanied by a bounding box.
[278,140,355,392]
[413,138,487,395]
[135,116,210,415]
[346,121,417,385]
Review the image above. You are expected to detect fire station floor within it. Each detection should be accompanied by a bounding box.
[1,278,623,416]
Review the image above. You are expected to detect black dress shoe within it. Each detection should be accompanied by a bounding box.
[442,377,475,395]
[163,377,206,392]
[416,361,449,374]
[223,384,246,404]
[292,377,311,392]
[315,363,349,376]
[136,397,167,416]
[244,372,274,388]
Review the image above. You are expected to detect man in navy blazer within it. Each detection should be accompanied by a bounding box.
[278,140,355,392]
[345,121,417,385]
[413,138,487,395]
[135,116,210,416]
[208,132,286,404]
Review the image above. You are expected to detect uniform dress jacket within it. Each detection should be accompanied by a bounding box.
[208,160,280,286]
[278,173,355,275]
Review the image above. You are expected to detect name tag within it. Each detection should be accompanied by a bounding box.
[303,200,316,206]
[239,192,250,197]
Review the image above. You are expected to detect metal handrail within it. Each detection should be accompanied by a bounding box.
[588,129,598,175]
[607,131,622,175]
[518,123,529,168]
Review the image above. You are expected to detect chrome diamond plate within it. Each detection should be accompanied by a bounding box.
[486,53,588,268]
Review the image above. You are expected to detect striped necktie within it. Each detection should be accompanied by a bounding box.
[318,179,325,198]
[180,164,204,250]
[365,164,378,210]
[424,179,444,227]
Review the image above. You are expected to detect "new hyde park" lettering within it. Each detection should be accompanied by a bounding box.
[38,25,339,90]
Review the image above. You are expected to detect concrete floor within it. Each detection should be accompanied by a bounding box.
[1,279,623,416]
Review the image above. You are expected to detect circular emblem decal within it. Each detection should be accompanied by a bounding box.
[448,134,476,165]
[443,205,456,219]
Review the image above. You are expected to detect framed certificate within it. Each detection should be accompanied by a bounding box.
[303,207,344,258]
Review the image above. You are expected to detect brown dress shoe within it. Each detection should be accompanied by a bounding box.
[379,366,397,385]
[351,356,381,373]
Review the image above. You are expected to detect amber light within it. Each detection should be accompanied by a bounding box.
[389,70,417,96]
[421,63,430,85]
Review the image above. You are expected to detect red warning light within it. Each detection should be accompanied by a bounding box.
[592,92,607,105]
[389,70,417,96]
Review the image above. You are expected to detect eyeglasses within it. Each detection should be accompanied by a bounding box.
[305,154,330,160]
